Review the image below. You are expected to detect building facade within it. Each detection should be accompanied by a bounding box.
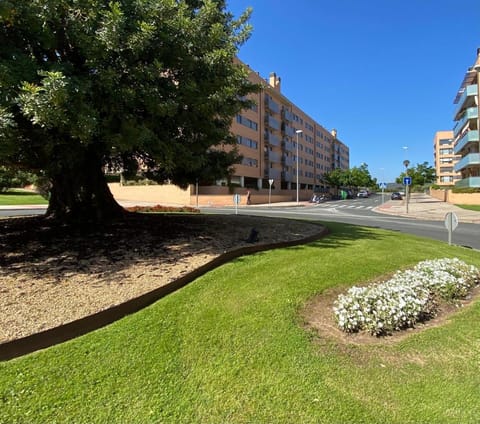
[452,48,480,188]
[433,130,461,186]
[228,62,349,192]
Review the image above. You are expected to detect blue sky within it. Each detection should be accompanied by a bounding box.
[227,0,480,183]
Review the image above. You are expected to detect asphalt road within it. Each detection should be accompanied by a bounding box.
[2,195,478,250]
[201,194,480,251]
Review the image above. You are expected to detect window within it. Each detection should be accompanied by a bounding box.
[236,135,258,149]
[236,115,258,131]
[241,157,258,167]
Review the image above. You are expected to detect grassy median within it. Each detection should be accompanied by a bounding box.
[1,222,479,423]
[0,189,47,205]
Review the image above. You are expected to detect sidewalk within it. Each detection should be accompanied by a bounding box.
[373,192,480,224]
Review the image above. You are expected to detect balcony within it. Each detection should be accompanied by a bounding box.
[453,85,478,121]
[454,130,479,154]
[455,176,480,188]
[454,153,480,172]
[269,151,282,163]
[282,108,293,122]
[269,134,281,146]
[265,115,280,131]
[282,155,294,167]
[282,139,294,152]
[265,168,282,180]
[283,125,295,137]
[453,107,478,138]
[265,96,280,114]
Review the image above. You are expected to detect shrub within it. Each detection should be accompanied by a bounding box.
[452,187,480,194]
[125,205,200,213]
[333,258,480,336]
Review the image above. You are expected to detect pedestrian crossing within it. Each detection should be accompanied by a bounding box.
[313,203,374,210]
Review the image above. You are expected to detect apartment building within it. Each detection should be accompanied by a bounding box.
[452,48,480,188]
[433,130,461,186]
[229,62,349,192]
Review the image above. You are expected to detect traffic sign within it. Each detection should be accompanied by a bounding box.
[403,177,412,186]
[445,212,459,245]
[444,212,458,231]
[379,182,387,189]
[233,194,241,204]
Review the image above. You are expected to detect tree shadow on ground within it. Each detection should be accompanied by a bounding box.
[0,213,324,282]
[283,220,395,253]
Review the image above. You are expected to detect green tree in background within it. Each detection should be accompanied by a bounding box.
[0,0,256,222]
[396,161,436,186]
[323,163,376,193]
[349,163,376,189]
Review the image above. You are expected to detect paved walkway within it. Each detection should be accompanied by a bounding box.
[373,192,480,224]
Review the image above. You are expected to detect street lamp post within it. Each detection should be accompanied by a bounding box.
[295,129,303,204]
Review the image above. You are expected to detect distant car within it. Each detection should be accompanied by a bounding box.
[357,190,369,198]
[391,192,402,200]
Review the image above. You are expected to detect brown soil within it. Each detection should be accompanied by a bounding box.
[0,212,324,343]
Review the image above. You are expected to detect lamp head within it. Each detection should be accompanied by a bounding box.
[295,130,303,134]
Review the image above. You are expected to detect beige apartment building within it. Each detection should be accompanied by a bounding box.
[228,61,349,192]
[433,130,461,186]
[452,48,480,188]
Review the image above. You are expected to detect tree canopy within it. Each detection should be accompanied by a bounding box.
[0,0,257,221]
[323,164,376,191]
[396,161,436,186]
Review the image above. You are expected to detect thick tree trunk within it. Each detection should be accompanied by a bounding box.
[46,145,126,223]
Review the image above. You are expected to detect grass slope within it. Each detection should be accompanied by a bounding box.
[1,222,480,423]
[456,204,480,212]
[0,190,47,205]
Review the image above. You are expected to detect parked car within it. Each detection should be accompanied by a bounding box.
[357,190,369,198]
[391,192,402,200]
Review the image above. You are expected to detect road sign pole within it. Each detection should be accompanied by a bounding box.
[268,179,274,207]
[402,177,411,214]
[233,194,241,215]
[406,183,409,214]
[445,212,459,245]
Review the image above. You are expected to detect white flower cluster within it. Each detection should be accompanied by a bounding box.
[333,258,480,336]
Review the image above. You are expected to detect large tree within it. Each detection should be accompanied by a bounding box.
[0,0,256,221]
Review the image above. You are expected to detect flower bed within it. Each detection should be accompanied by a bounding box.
[125,205,200,213]
[333,258,480,336]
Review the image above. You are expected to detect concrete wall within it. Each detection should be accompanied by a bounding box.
[430,188,480,205]
[108,183,191,206]
[108,183,308,207]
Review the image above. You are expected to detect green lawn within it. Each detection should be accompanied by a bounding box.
[1,222,480,423]
[0,189,47,205]
[456,204,480,212]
